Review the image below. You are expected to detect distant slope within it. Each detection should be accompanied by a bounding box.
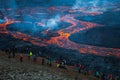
[69,26,120,48]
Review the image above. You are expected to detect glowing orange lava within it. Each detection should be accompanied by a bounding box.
[0,7,120,58]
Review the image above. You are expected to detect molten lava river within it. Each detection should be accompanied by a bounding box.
[0,6,120,57]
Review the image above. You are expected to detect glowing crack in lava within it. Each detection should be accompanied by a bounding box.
[0,6,120,57]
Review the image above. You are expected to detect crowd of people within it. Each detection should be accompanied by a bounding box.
[1,47,120,80]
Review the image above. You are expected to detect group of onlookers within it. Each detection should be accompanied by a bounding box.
[1,48,119,80]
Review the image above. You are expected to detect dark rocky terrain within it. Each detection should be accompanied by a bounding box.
[70,10,120,48]
[69,26,120,48]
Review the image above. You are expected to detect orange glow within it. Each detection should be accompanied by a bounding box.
[0,7,120,58]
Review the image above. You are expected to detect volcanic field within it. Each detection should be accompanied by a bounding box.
[0,0,120,78]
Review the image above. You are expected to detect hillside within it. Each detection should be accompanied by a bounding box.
[0,51,97,80]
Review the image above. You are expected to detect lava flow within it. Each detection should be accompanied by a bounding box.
[0,6,120,57]
[47,14,120,57]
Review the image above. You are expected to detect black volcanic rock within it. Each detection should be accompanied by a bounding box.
[69,26,120,48]
[6,21,71,38]
[75,11,120,26]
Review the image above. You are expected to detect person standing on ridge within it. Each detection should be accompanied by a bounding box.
[28,51,33,60]
[33,54,37,62]
[8,48,11,59]
[20,54,23,62]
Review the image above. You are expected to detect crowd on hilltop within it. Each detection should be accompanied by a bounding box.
[1,47,120,80]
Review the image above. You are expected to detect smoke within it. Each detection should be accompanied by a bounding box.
[72,0,108,12]
[0,0,62,34]
[42,14,61,30]
[72,0,84,9]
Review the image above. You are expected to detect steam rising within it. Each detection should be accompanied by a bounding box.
[72,0,108,12]
[0,0,118,33]
[42,15,61,30]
